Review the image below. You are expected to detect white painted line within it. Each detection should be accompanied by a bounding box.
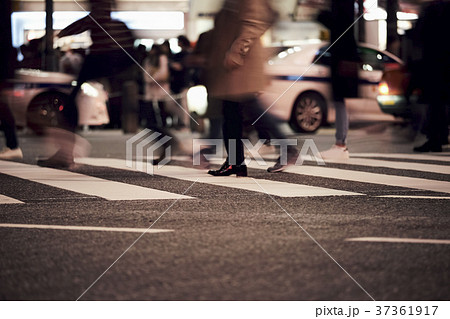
[77,158,363,198]
[351,153,450,162]
[160,166,363,197]
[377,195,450,199]
[345,237,450,245]
[0,160,194,201]
[321,158,450,175]
[247,162,450,194]
[0,223,174,234]
[0,194,24,204]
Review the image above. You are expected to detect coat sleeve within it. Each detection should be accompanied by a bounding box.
[224,0,277,69]
[57,16,91,38]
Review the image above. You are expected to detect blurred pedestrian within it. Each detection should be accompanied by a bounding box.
[206,0,297,177]
[187,30,223,155]
[59,44,83,75]
[18,38,43,70]
[0,0,22,161]
[318,1,360,160]
[38,0,136,168]
[170,35,192,95]
[0,97,23,160]
[141,44,183,165]
[169,35,193,128]
[413,0,450,152]
[143,44,171,130]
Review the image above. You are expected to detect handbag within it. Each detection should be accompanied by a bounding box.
[76,81,110,126]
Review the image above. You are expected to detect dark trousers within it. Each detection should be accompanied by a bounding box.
[426,98,449,145]
[0,100,18,149]
[222,100,245,165]
[143,100,169,133]
[221,96,287,165]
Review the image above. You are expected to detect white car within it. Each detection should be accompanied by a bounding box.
[1,68,109,133]
[260,41,403,132]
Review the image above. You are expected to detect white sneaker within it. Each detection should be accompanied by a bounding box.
[320,145,349,160]
[0,147,23,160]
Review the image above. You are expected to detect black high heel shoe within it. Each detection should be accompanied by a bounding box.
[207,162,247,177]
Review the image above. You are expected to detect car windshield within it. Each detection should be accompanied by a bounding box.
[314,46,331,66]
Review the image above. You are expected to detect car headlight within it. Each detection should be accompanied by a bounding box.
[378,81,389,95]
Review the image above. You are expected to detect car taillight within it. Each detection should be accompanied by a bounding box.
[379,81,389,95]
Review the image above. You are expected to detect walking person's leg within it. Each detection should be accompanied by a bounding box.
[243,96,298,172]
[37,55,108,167]
[0,100,22,160]
[320,100,350,160]
[208,99,247,176]
[414,97,447,152]
[334,100,349,147]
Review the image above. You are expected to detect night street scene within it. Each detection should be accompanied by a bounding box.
[1,0,449,318]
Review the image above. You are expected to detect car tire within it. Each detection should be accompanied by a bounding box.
[27,91,69,134]
[290,91,327,133]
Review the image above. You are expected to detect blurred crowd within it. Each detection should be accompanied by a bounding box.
[1,0,449,167]
[15,33,196,132]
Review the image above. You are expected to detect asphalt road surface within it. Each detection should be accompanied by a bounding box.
[1,123,449,302]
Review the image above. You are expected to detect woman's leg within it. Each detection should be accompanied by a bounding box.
[222,100,244,165]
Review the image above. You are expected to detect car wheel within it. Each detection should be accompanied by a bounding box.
[27,92,69,134]
[290,92,327,133]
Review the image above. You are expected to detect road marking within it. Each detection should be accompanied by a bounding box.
[0,160,194,201]
[0,194,23,204]
[320,157,450,175]
[345,237,450,245]
[247,162,450,194]
[76,158,363,197]
[377,195,450,199]
[351,153,450,162]
[0,223,174,234]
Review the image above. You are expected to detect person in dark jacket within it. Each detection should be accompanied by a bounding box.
[318,1,360,160]
[413,0,450,152]
[38,0,136,167]
[205,0,298,176]
[0,0,23,161]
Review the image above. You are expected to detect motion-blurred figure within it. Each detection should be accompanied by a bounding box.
[0,0,23,161]
[38,0,136,168]
[59,45,83,75]
[143,44,171,130]
[169,35,193,128]
[206,0,297,176]
[18,38,43,70]
[412,0,450,152]
[188,30,223,147]
[318,1,360,160]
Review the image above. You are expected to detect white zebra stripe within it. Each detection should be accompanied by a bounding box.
[76,158,363,198]
[0,223,173,234]
[0,160,194,201]
[0,194,23,204]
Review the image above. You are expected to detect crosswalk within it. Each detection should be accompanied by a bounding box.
[0,160,193,202]
[76,158,362,198]
[1,153,450,204]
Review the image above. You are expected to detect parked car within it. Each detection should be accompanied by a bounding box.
[377,66,426,119]
[260,41,403,133]
[377,67,450,132]
[1,68,109,133]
